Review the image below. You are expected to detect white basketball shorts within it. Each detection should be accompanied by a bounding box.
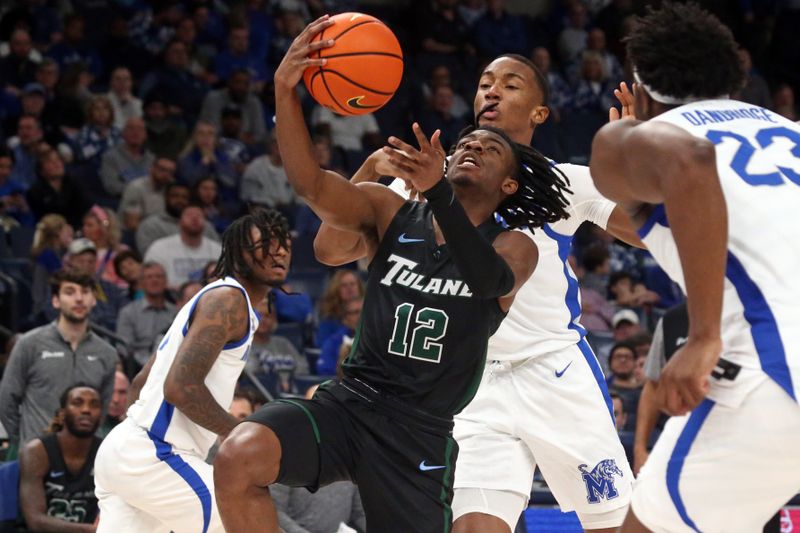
[94,418,224,533]
[453,339,633,529]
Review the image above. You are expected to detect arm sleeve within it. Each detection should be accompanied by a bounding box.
[0,339,29,445]
[422,178,514,299]
[558,163,615,229]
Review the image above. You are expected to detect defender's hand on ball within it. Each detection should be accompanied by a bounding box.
[383,123,446,194]
[274,15,335,90]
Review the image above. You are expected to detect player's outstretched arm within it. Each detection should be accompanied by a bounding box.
[163,287,249,438]
[274,16,394,236]
[19,440,95,532]
[591,120,726,415]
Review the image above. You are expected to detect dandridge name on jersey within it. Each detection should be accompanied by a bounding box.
[379,254,474,297]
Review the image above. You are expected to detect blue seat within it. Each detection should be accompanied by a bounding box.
[0,460,20,523]
[286,271,329,303]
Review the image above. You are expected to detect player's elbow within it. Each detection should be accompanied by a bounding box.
[313,232,352,266]
[163,376,189,408]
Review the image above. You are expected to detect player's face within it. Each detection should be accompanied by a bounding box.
[448,130,518,197]
[109,372,129,418]
[474,57,549,144]
[247,226,291,287]
[53,281,96,323]
[62,387,102,437]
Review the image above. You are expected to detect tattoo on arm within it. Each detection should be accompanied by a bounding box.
[165,289,248,437]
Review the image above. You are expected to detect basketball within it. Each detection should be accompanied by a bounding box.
[303,12,403,116]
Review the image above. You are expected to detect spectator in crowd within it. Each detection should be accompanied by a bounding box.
[420,64,470,119]
[458,0,486,27]
[607,270,658,310]
[611,308,641,341]
[473,0,528,59]
[573,28,623,87]
[579,285,615,332]
[418,0,475,68]
[135,181,219,255]
[99,371,129,437]
[610,391,627,432]
[0,29,38,94]
[81,206,127,287]
[417,85,468,152]
[217,106,251,171]
[193,176,231,233]
[0,270,117,457]
[12,83,51,140]
[200,68,267,145]
[606,341,641,431]
[45,13,103,79]
[310,104,381,170]
[531,46,572,121]
[112,249,143,300]
[735,48,771,109]
[191,3,227,54]
[557,1,589,64]
[315,270,364,348]
[27,146,91,227]
[51,62,92,135]
[8,114,44,190]
[59,237,129,331]
[245,298,307,397]
[138,39,208,121]
[580,243,611,294]
[269,8,305,71]
[143,203,222,288]
[106,66,143,129]
[100,117,154,199]
[118,156,176,231]
[116,261,175,367]
[214,24,267,87]
[317,296,363,375]
[229,393,255,421]
[30,214,74,316]
[273,480,366,533]
[129,1,181,58]
[0,145,33,226]
[142,91,188,159]
[33,58,60,102]
[240,132,295,213]
[18,384,103,529]
[177,120,238,190]
[772,82,797,121]
[98,17,150,82]
[594,0,636,60]
[571,51,615,113]
[74,95,121,168]
[174,279,203,310]
[174,16,213,83]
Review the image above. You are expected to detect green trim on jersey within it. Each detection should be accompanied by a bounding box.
[440,436,455,533]
[275,399,321,444]
[453,347,489,414]
[343,315,365,367]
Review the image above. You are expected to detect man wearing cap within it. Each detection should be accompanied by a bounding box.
[199,68,267,145]
[612,308,642,342]
[0,269,117,459]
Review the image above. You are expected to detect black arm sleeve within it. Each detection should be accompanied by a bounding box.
[422,177,515,299]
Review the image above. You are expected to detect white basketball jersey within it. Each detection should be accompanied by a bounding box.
[641,99,800,404]
[127,277,259,457]
[489,164,615,361]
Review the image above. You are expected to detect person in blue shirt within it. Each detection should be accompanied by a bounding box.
[317,297,363,375]
[214,25,268,88]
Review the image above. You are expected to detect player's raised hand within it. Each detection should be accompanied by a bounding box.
[609,82,637,122]
[274,15,335,90]
[656,337,721,416]
[382,123,446,193]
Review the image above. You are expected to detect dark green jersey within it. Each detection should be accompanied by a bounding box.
[342,201,508,419]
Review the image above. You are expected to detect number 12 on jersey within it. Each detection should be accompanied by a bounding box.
[388,303,449,363]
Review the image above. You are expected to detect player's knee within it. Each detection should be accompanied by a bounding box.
[214,422,282,490]
[453,512,512,533]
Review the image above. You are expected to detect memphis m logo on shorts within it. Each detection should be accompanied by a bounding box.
[579,459,624,504]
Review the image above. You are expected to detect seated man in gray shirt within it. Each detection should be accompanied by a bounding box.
[272,482,366,533]
[115,261,176,368]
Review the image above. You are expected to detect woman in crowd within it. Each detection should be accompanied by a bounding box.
[315,269,364,348]
[81,205,127,287]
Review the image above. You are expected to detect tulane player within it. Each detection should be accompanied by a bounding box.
[316,55,640,533]
[213,16,571,533]
[590,3,800,531]
[94,209,291,533]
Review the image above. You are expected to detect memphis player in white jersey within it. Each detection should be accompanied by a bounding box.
[93,209,292,533]
[591,3,800,532]
[314,54,643,533]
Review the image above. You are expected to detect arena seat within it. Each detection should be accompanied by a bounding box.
[0,460,20,523]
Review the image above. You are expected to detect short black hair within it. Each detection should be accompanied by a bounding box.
[608,270,634,288]
[59,382,99,408]
[626,2,744,102]
[498,53,549,106]
[112,249,142,275]
[165,181,190,196]
[212,208,291,280]
[582,244,610,272]
[609,342,636,363]
[450,125,571,231]
[49,269,94,295]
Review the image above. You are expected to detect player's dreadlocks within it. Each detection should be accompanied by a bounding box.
[212,208,291,280]
[450,124,571,230]
[626,2,744,102]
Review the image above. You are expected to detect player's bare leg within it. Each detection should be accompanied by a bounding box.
[453,512,512,533]
[214,422,283,533]
[618,509,650,533]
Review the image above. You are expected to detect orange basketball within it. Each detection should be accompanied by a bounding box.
[303,13,403,116]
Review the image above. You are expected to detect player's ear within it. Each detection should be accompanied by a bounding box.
[501,176,518,196]
[530,105,549,126]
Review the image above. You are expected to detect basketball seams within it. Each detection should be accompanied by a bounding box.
[320,52,403,61]
[319,71,354,115]
[318,69,396,96]
[328,19,381,43]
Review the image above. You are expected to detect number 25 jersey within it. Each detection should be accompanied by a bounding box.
[640,99,800,405]
[342,201,508,419]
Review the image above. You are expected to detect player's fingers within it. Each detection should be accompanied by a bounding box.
[307,39,335,53]
[383,147,417,169]
[430,129,445,157]
[302,15,334,39]
[387,136,418,156]
[412,122,432,151]
[303,58,327,68]
[609,107,620,122]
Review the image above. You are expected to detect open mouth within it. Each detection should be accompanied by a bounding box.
[478,102,499,120]
[456,153,481,170]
